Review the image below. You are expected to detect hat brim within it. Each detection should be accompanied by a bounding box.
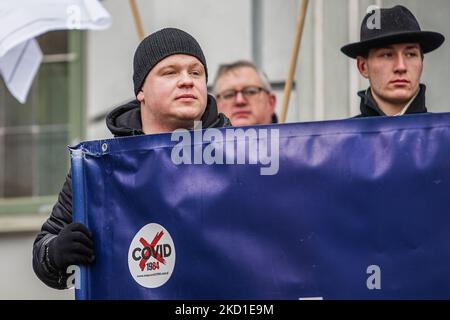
[341,31,445,59]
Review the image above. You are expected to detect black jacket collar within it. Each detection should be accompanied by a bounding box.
[106,94,230,137]
[357,84,427,117]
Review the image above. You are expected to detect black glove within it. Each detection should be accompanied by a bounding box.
[47,223,95,271]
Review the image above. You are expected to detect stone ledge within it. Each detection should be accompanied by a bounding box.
[0,215,48,234]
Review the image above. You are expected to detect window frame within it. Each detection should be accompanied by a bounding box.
[0,31,85,217]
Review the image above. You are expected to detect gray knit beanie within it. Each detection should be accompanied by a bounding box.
[133,27,208,96]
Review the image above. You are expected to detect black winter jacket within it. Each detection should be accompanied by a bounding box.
[33,95,230,289]
[356,84,428,117]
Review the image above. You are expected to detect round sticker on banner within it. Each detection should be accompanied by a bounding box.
[128,223,176,288]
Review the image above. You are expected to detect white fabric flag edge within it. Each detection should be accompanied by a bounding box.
[0,39,43,104]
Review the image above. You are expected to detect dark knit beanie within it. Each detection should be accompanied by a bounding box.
[133,27,208,96]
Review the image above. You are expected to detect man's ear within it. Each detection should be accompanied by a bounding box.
[136,90,144,103]
[357,56,369,79]
[269,93,277,114]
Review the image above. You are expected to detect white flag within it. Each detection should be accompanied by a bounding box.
[0,0,111,103]
[0,39,42,104]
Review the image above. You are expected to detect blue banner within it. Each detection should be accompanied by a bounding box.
[71,113,450,299]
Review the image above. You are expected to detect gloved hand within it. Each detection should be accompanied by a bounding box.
[47,223,95,271]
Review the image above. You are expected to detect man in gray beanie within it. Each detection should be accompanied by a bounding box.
[33,28,230,289]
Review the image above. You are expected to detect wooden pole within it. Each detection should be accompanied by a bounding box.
[279,0,309,123]
[129,0,145,41]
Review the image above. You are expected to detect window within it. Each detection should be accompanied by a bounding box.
[0,31,84,215]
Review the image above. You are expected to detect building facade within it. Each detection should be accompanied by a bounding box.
[0,0,448,299]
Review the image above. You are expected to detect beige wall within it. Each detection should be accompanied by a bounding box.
[0,232,73,299]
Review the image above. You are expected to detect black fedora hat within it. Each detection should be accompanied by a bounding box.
[341,5,445,59]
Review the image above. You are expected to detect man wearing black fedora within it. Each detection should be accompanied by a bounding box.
[341,5,445,117]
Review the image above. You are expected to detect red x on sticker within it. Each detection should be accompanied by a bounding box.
[139,231,166,271]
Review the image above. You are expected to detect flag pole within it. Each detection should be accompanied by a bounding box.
[279,0,309,123]
[129,0,145,41]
